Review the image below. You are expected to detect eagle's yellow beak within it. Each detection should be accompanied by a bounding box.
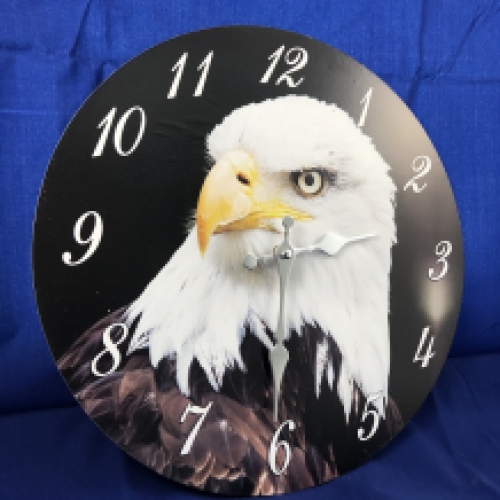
[196,150,311,255]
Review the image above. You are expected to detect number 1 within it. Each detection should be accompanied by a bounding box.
[194,51,214,97]
[358,87,373,127]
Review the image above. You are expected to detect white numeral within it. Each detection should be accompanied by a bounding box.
[403,156,432,193]
[179,402,213,455]
[413,326,435,368]
[92,106,146,157]
[268,420,296,475]
[358,392,382,441]
[92,108,116,157]
[91,323,129,377]
[358,87,373,127]
[168,52,188,99]
[429,241,452,281]
[260,45,308,87]
[194,51,214,97]
[168,51,214,99]
[62,211,103,266]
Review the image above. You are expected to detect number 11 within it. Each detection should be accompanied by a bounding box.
[168,51,214,99]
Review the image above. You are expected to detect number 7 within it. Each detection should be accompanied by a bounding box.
[179,402,213,455]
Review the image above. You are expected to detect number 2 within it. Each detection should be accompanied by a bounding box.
[403,156,432,193]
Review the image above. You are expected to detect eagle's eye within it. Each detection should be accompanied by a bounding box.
[292,169,326,197]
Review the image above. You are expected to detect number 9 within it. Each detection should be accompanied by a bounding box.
[62,211,103,266]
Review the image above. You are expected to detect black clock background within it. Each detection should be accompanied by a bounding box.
[33,27,463,426]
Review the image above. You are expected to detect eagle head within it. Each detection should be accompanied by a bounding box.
[127,95,396,417]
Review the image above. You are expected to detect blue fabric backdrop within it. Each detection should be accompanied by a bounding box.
[0,1,499,498]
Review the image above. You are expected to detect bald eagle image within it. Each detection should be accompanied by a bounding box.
[58,95,402,495]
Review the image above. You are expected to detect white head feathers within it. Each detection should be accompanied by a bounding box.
[127,95,396,418]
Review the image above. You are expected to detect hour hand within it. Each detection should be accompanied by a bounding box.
[296,232,376,257]
[243,252,274,270]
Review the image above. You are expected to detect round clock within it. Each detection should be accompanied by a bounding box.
[33,26,463,495]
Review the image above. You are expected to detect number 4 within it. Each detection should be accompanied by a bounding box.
[179,402,213,455]
[414,326,435,368]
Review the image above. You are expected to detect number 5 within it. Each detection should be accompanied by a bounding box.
[358,392,382,441]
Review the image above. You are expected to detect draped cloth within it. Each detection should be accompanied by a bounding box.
[1,1,499,498]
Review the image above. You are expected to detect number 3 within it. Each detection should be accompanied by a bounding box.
[429,241,452,281]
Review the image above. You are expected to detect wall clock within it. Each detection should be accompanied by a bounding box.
[33,26,463,495]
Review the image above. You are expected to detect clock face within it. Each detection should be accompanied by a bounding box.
[33,27,463,495]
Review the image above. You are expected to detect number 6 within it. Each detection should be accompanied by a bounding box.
[268,420,296,475]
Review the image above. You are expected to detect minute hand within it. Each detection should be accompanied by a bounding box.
[295,232,376,257]
[269,217,295,422]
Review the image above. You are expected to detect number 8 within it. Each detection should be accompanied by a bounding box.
[91,323,128,377]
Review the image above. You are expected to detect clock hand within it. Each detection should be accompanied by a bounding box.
[295,232,376,257]
[270,216,295,422]
[244,233,376,269]
[243,216,296,422]
[243,252,273,270]
[244,227,376,421]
